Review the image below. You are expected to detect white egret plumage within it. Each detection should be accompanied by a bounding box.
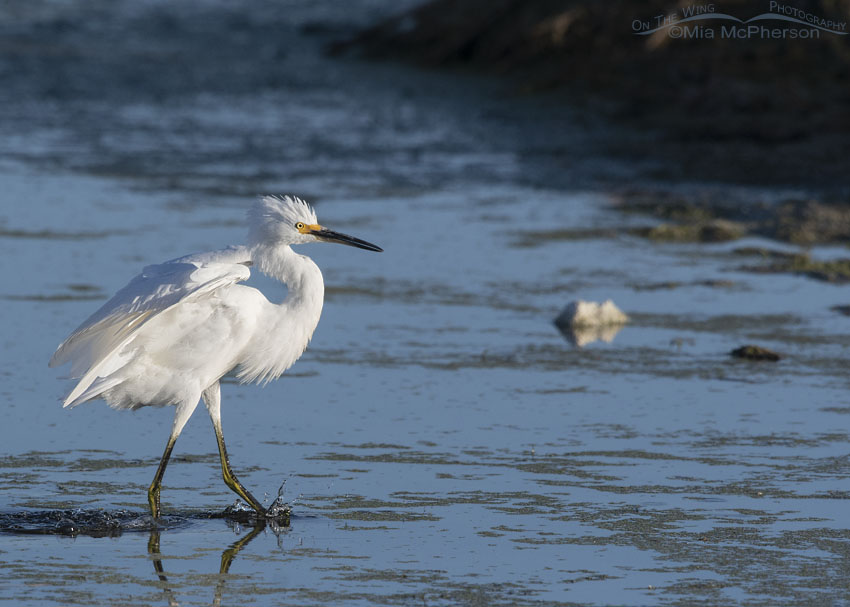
[49,195,382,518]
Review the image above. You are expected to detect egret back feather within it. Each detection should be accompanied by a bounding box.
[51,248,252,407]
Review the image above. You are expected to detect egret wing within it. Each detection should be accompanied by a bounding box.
[50,246,252,406]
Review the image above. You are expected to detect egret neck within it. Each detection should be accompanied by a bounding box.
[239,243,325,385]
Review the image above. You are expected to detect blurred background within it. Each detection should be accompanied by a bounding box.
[2,1,850,605]
[340,0,850,185]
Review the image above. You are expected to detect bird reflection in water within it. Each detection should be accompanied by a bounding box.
[147,521,278,607]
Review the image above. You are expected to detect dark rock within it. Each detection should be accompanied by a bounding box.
[730,345,781,362]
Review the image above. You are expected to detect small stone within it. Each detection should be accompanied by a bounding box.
[555,299,629,329]
[554,300,628,347]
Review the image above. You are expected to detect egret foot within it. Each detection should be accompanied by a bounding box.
[264,502,292,526]
[212,418,267,515]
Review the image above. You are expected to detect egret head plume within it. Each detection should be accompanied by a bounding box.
[248,194,382,252]
[248,195,319,247]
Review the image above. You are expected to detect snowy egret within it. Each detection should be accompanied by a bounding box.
[49,195,382,518]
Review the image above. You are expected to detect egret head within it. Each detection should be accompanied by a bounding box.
[248,195,382,252]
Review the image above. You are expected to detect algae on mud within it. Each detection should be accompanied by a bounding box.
[619,190,850,248]
[737,250,850,284]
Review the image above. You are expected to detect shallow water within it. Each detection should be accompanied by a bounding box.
[2,2,850,606]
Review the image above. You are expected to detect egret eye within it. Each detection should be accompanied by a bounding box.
[295,222,305,230]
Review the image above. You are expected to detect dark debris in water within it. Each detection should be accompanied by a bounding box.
[730,345,782,362]
[631,278,738,292]
[1,293,107,302]
[0,227,120,240]
[511,226,621,247]
[0,502,293,537]
[831,305,850,317]
[0,509,173,537]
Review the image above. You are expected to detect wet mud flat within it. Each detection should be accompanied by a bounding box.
[4,421,850,606]
[1,1,850,606]
[5,178,850,605]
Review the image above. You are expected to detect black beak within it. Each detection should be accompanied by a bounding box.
[311,227,383,252]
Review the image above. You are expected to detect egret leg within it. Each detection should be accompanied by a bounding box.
[148,400,198,518]
[213,422,265,513]
[147,435,177,518]
[203,382,265,514]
